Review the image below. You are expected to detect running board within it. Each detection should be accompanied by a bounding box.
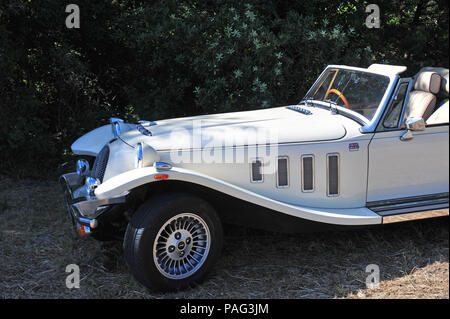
[382,208,448,224]
[366,193,449,224]
[367,193,448,214]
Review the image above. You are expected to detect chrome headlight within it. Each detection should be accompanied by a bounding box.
[76,159,90,176]
[86,176,100,196]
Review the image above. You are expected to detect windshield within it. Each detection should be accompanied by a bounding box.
[304,68,390,121]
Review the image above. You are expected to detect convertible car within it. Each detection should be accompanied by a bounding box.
[60,64,449,291]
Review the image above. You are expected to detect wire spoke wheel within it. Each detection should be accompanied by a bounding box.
[153,213,211,280]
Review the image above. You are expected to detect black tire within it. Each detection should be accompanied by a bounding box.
[123,193,223,291]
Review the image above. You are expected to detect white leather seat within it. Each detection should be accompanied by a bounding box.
[427,101,449,125]
[420,67,449,125]
[404,71,441,121]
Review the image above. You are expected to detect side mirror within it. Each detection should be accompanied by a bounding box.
[400,117,425,141]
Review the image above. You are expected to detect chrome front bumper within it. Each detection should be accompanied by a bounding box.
[60,173,127,235]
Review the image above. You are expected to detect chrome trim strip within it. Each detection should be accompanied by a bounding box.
[78,217,93,225]
[376,203,449,217]
[138,120,157,126]
[382,208,449,224]
[301,100,368,126]
[367,193,449,208]
[366,193,449,215]
[376,78,414,132]
[326,153,340,197]
[371,198,449,214]
[276,156,289,188]
[154,162,173,171]
[137,124,152,136]
[397,79,414,129]
[301,154,315,193]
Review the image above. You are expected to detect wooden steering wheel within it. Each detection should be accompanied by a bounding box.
[325,89,350,109]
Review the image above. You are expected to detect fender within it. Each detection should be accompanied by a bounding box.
[71,125,114,156]
[94,166,382,226]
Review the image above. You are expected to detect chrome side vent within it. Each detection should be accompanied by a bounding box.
[327,153,340,196]
[301,155,314,192]
[277,157,289,188]
[250,159,263,182]
[286,105,312,115]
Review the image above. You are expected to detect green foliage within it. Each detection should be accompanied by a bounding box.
[0,0,448,177]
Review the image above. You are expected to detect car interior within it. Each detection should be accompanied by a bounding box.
[405,67,449,126]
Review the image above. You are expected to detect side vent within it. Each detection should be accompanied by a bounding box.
[301,155,314,192]
[251,159,263,182]
[277,157,289,188]
[327,153,340,196]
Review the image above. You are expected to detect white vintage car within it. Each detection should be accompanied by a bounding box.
[60,64,449,291]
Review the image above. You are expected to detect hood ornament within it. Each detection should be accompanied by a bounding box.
[110,117,124,137]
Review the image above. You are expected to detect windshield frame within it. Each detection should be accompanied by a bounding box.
[302,65,399,132]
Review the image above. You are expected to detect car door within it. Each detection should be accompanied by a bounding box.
[367,78,449,211]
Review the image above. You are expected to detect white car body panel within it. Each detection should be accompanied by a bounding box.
[94,166,382,226]
[368,125,449,201]
[80,107,373,210]
[156,134,371,209]
[118,106,347,150]
[71,124,115,156]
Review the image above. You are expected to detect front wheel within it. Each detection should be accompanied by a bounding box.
[123,193,223,291]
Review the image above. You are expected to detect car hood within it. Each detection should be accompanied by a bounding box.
[119,106,347,151]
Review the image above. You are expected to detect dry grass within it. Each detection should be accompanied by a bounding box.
[0,176,448,299]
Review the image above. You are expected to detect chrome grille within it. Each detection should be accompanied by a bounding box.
[92,145,109,182]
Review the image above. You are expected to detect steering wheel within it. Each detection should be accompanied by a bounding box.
[325,89,350,109]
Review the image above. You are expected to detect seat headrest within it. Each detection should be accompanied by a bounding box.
[419,67,449,95]
[414,71,442,94]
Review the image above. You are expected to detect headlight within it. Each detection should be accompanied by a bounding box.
[85,176,100,196]
[76,159,90,176]
[134,142,160,168]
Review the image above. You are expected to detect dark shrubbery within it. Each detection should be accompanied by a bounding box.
[0,0,448,177]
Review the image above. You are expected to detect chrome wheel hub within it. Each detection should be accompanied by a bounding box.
[153,213,211,279]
